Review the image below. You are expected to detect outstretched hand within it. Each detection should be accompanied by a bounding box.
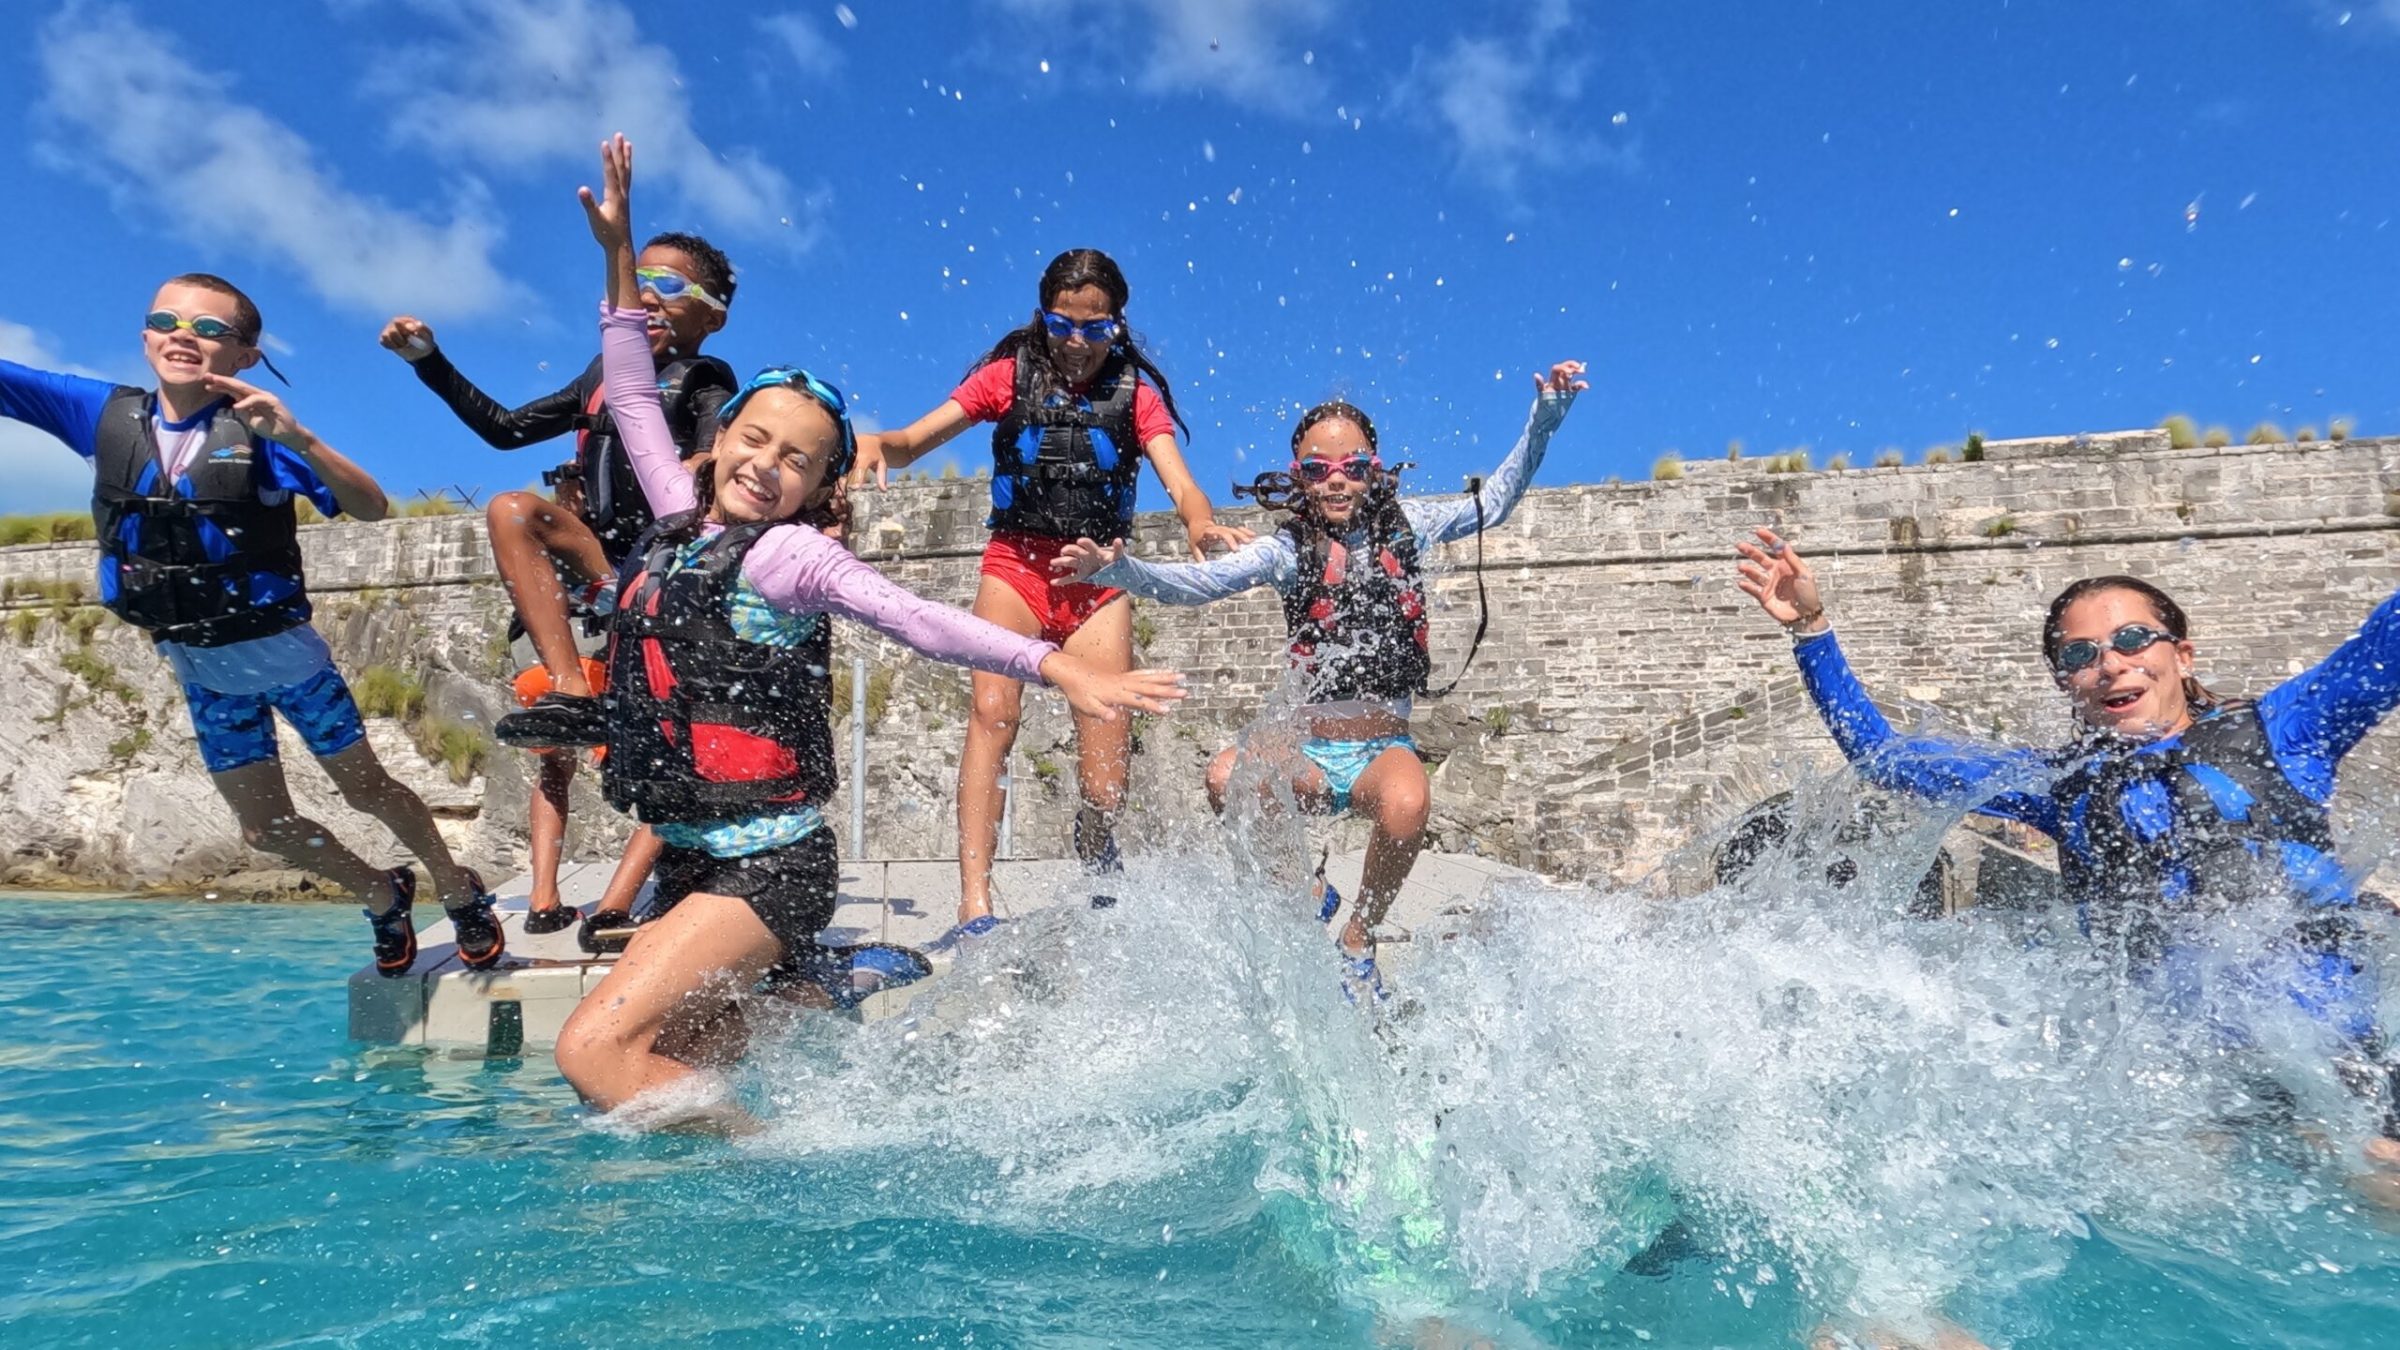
[1534,360,1589,396]
[1187,521,1254,559]
[578,134,635,254]
[1733,526,1824,629]
[378,316,436,363]
[1051,536,1127,583]
[849,433,892,491]
[1041,654,1187,723]
[200,372,307,447]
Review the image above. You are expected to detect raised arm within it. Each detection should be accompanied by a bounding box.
[2257,583,2400,788]
[1405,361,1585,549]
[582,135,698,520]
[1066,531,1300,606]
[853,401,975,491]
[1737,527,2059,833]
[383,314,590,451]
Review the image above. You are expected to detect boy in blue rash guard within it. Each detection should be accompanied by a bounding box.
[1734,526,2400,1194]
[1056,363,1586,995]
[0,273,501,975]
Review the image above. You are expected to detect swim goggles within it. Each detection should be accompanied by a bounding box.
[718,365,857,478]
[1290,454,1382,485]
[2053,622,2179,674]
[635,266,727,311]
[144,310,246,341]
[1041,311,1123,344]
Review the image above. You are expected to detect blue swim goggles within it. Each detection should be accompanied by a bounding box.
[635,266,727,311]
[718,365,856,478]
[1041,310,1122,345]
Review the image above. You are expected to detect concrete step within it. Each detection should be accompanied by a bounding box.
[346,850,1561,1056]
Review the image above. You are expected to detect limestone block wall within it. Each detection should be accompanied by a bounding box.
[5,432,2397,893]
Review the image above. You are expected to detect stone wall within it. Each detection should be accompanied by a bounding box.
[5,429,2398,894]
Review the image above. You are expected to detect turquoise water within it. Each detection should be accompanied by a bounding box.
[3,862,2399,1347]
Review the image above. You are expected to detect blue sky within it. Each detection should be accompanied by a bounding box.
[4,0,2399,514]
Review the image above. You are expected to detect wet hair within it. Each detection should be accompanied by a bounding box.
[166,272,261,343]
[972,248,1189,439]
[642,231,737,306]
[1289,400,1378,456]
[2042,574,2219,707]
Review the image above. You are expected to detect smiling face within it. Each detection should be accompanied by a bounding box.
[1041,283,1117,387]
[142,280,258,393]
[2052,587,2197,739]
[1294,416,1376,528]
[635,243,727,360]
[707,385,840,525]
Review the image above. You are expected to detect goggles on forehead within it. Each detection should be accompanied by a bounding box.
[719,365,857,477]
[2053,622,2179,675]
[1041,311,1122,344]
[1290,453,1382,485]
[635,266,727,310]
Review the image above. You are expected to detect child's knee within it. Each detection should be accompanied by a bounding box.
[554,1014,629,1105]
[1379,778,1431,834]
[486,490,543,537]
[1203,750,1239,810]
[970,684,1022,734]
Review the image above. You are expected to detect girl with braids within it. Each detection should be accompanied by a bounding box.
[857,250,1248,938]
[1056,362,1586,996]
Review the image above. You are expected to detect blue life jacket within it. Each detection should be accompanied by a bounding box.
[87,387,309,648]
[987,354,1141,541]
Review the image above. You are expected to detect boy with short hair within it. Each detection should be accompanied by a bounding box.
[379,232,739,934]
[0,272,502,974]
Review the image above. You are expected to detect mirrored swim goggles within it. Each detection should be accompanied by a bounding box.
[2053,622,2179,674]
[718,365,857,478]
[1289,453,1383,485]
[1041,310,1122,344]
[635,266,727,310]
[145,310,246,341]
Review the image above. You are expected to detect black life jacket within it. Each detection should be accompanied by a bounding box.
[574,354,738,562]
[600,514,836,824]
[987,354,1142,540]
[2054,701,2349,960]
[1277,507,1431,704]
[86,387,310,647]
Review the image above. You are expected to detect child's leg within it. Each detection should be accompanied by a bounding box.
[315,740,480,910]
[486,491,611,697]
[554,891,779,1112]
[1060,596,1135,850]
[184,677,389,904]
[1340,748,1432,955]
[207,759,389,904]
[591,824,666,915]
[529,750,575,912]
[957,575,1044,924]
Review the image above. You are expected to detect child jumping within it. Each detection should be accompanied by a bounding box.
[379,231,739,933]
[856,249,1247,937]
[0,272,501,974]
[1056,363,1586,994]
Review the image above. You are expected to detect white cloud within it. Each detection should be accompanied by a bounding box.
[0,320,123,514]
[1402,0,1635,193]
[35,5,520,321]
[760,11,843,77]
[985,0,1340,113]
[366,0,829,248]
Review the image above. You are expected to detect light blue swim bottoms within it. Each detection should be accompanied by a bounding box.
[1300,735,1417,813]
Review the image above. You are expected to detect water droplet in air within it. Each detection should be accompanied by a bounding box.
[1202,141,1216,162]
[834,5,857,29]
